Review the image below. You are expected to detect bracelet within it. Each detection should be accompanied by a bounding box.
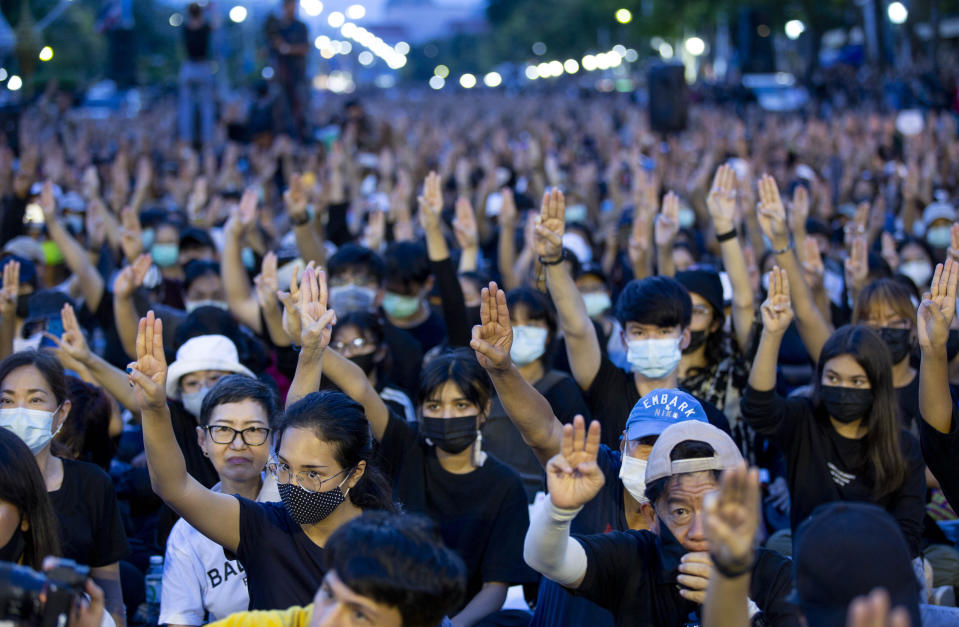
[710,553,754,579]
[538,250,567,266]
[716,229,738,243]
[771,242,792,256]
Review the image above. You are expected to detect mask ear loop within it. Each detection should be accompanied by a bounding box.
[472,429,484,467]
[51,403,65,437]
[338,466,357,499]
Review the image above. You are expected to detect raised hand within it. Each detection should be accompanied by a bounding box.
[470,282,513,372]
[655,191,681,247]
[296,265,336,351]
[417,170,443,230]
[128,311,167,412]
[845,236,869,295]
[49,303,92,367]
[706,164,738,233]
[703,463,760,579]
[113,253,153,299]
[918,259,959,353]
[760,266,794,334]
[535,188,566,261]
[453,196,479,250]
[39,180,57,223]
[546,415,605,510]
[788,184,810,236]
[947,223,959,264]
[756,175,789,250]
[0,259,18,318]
[226,188,257,238]
[499,187,517,227]
[254,251,279,309]
[802,237,825,291]
[362,210,386,251]
[845,589,911,627]
[85,198,108,249]
[284,173,309,222]
[881,232,900,272]
[279,261,312,342]
[119,206,143,262]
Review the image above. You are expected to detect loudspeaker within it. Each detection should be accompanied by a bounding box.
[647,63,688,135]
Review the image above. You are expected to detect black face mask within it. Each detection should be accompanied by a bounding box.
[821,385,874,424]
[683,330,708,354]
[16,294,29,320]
[877,327,912,364]
[420,415,478,454]
[0,525,24,563]
[349,352,377,376]
[948,330,959,362]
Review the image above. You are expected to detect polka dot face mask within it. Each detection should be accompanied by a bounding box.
[277,470,352,526]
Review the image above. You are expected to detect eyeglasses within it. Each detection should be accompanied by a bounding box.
[202,425,271,446]
[266,459,352,494]
[691,305,712,319]
[330,336,371,354]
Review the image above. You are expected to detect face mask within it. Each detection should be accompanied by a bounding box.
[151,243,180,268]
[583,292,612,318]
[565,204,588,223]
[877,327,912,364]
[678,207,696,229]
[0,525,24,563]
[947,329,959,362]
[927,226,952,249]
[329,285,377,314]
[420,415,477,454]
[618,454,649,504]
[185,300,229,313]
[241,247,257,271]
[562,233,592,263]
[0,405,62,454]
[181,387,211,418]
[16,294,29,319]
[899,260,932,288]
[382,292,420,319]
[820,385,874,424]
[627,338,682,379]
[64,215,84,236]
[683,330,707,354]
[510,325,548,366]
[278,477,349,526]
[349,352,376,375]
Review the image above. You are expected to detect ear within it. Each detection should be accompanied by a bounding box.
[196,426,209,457]
[710,317,722,334]
[678,327,691,351]
[619,432,627,454]
[52,400,72,433]
[422,276,435,297]
[19,516,29,533]
[643,503,657,530]
[346,460,366,491]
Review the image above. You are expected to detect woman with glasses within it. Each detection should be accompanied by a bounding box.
[160,375,280,627]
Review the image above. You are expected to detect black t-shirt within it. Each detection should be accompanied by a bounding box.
[920,406,959,513]
[586,356,731,449]
[49,458,130,568]
[236,498,326,610]
[896,375,959,435]
[741,386,926,557]
[381,323,423,398]
[378,413,538,607]
[574,529,800,626]
[183,23,210,61]
[392,308,447,355]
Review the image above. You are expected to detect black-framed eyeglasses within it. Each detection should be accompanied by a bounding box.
[266,458,353,494]
[202,425,271,446]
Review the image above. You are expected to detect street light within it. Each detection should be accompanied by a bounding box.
[785,20,805,40]
[39,46,54,62]
[888,1,908,24]
[459,73,476,89]
[229,5,247,23]
[300,0,323,17]
[484,72,502,88]
[684,37,705,56]
[429,76,445,90]
[346,4,365,20]
[615,8,632,24]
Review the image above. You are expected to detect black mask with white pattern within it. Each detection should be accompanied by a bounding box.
[278,478,349,526]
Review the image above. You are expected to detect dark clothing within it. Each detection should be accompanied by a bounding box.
[586,355,731,449]
[0,193,27,246]
[236,498,326,610]
[378,413,538,609]
[273,19,308,82]
[920,406,959,513]
[183,23,211,61]
[896,374,959,435]
[381,323,423,398]
[430,256,469,348]
[741,386,926,557]
[49,458,130,567]
[574,528,801,626]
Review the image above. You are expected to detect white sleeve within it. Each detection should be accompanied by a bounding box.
[159,522,207,626]
[523,495,588,587]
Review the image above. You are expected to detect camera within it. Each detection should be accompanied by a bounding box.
[0,558,90,627]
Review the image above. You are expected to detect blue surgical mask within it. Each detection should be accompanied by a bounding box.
[927,226,952,249]
[141,228,156,250]
[151,243,180,268]
[583,292,612,318]
[241,247,257,271]
[0,405,62,454]
[329,284,377,314]
[510,325,548,366]
[678,207,696,229]
[626,337,682,379]
[565,204,588,223]
[382,292,420,319]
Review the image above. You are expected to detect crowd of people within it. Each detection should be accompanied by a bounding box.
[6,13,959,624]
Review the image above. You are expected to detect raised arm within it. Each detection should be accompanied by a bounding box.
[654,191,680,278]
[919,260,959,434]
[497,189,521,290]
[0,260,18,360]
[706,165,754,349]
[113,254,153,360]
[285,173,326,266]
[470,281,564,466]
[538,189,601,390]
[453,195,480,274]
[221,189,262,333]
[748,267,794,393]
[253,252,291,347]
[285,267,336,408]
[131,311,242,551]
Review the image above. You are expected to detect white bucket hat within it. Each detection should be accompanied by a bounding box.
[165,335,255,399]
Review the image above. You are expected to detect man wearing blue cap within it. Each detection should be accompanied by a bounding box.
[471,282,716,627]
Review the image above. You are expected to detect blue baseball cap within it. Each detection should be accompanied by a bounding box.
[624,389,708,441]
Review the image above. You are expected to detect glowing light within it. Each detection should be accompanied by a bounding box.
[532,42,547,56]
[228,5,247,23]
[483,71,502,87]
[315,35,330,49]
[434,64,450,78]
[537,62,551,78]
[548,60,563,76]
[300,0,323,16]
[525,65,539,80]
[320,47,335,59]
[7,75,21,91]
[327,11,344,27]
[429,76,445,90]
[624,48,638,62]
[386,56,406,69]
[564,59,579,74]
[615,8,632,24]
[459,73,476,88]
[358,51,374,65]
[888,1,908,24]
[338,41,352,54]
[341,22,357,37]
[658,42,674,59]
[261,66,274,79]
[0,69,8,82]
[785,19,805,40]
[582,55,598,71]
[346,4,365,19]
[394,41,410,55]
[684,37,705,56]
[169,12,183,27]
[38,46,53,62]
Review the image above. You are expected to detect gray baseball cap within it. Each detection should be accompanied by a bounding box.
[644,421,743,484]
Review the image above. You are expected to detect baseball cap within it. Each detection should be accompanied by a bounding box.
[922,201,956,227]
[644,421,743,484]
[792,501,920,627]
[624,389,708,441]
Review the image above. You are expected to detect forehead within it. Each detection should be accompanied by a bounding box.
[862,298,910,321]
[823,354,867,377]
[332,324,368,342]
[900,243,929,261]
[182,369,232,380]
[661,471,719,503]
[1,365,53,394]
[624,321,678,333]
[278,426,341,469]
[426,380,468,402]
[576,275,605,290]
[689,293,710,308]
[209,399,269,426]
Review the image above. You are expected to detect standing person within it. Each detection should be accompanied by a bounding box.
[270,0,309,139]
[179,3,215,145]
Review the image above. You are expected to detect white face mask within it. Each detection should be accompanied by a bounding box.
[185,300,230,313]
[0,405,62,454]
[899,260,932,288]
[618,454,649,504]
[583,292,612,318]
[626,338,682,379]
[510,326,548,366]
[181,387,212,418]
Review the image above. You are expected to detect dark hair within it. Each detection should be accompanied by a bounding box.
[324,512,466,627]
[184,260,221,292]
[188,2,202,18]
[52,377,115,470]
[276,391,395,512]
[852,279,916,329]
[615,276,692,329]
[0,429,61,569]
[416,348,491,413]
[328,244,386,286]
[199,375,279,427]
[175,309,269,374]
[814,325,907,498]
[0,351,68,405]
[383,242,430,293]
[644,440,720,505]
[333,311,391,385]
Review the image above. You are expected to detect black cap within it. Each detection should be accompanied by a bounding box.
[793,501,920,627]
[179,227,215,250]
[0,255,37,288]
[675,269,724,319]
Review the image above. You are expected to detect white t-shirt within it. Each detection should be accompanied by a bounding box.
[158,475,280,625]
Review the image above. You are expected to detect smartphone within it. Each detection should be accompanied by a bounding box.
[39,316,63,349]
